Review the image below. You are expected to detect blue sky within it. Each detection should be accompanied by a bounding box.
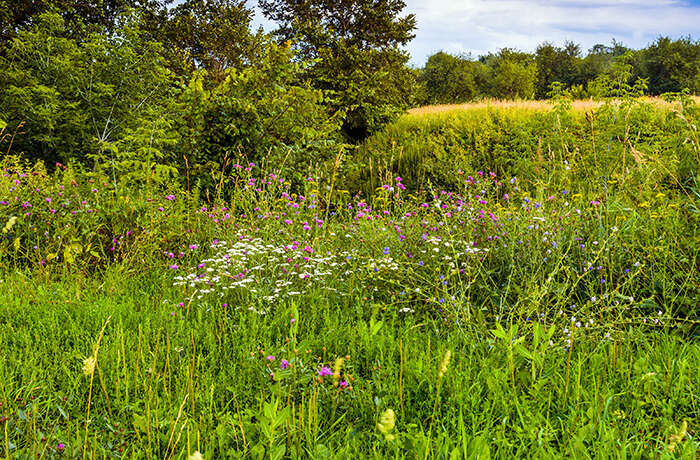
[245,0,700,66]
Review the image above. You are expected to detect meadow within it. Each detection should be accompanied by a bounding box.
[1,95,698,458]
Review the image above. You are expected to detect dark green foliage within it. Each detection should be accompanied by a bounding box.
[259,0,418,140]
[419,52,480,105]
[175,42,344,189]
[0,12,177,168]
[578,41,629,86]
[637,36,700,95]
[162,0,260,80]
[535,41,582,99]
[418,38,698,105]
[0,0,169,43]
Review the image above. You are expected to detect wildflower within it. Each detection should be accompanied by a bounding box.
[383,247,390,255]
[169,265,178,270]
[166,195,175,200]
[57,444,65,451]
[188,452,204,460]
[377,409,396,441]
[317,366,332,377]
[280,359,290,369]
[266,355,275,362]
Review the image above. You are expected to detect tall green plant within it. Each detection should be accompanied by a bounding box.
[0,11,176,175]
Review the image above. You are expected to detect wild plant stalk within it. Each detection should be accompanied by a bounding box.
[82,316,112,460]
[425,350,451,459]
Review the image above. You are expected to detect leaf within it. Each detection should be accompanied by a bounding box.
[13,237,21,251]
[133,414,147,432]
[491,323,506,339]
[369,318,383,336]
[515,344,533,360]
[57,404,68,420]
[270,445,286,460]
[64,247,75,264]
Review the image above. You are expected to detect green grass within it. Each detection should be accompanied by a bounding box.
[1,95,698,458]
[0,269,697,458]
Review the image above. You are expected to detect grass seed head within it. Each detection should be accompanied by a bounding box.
[438,350,451,379]
[332,357,344,386]
[82,356,96,376]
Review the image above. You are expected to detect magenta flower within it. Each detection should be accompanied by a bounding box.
[169,264,178,270]
[317,367,332,377]
[165,195,175,200]
[280,359,290,369]
[266,355,275,362]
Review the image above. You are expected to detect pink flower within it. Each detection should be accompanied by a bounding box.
[317,367,332,377]
[280,359,290,369]
[266,355,275,362]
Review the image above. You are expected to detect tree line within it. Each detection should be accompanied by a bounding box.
[417,37,700,104]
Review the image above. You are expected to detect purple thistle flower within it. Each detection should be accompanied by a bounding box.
[317,367,332,377]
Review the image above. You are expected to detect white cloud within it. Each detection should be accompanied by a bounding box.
[245,1,700,65]
[404,0,700,64]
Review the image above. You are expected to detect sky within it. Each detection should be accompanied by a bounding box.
[245,0,700,66]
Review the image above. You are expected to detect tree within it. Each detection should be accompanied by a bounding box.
[578,40,629,86]
[419,52,479,104]
[534,41,582,99]
[480,48,536,99]
[259,0,417,141]
[0,12,177,171]
[494,59,536,100]
[176,40,344,189]
[0,0,170,44]
[637,36,700,94]
[162,0,260,80]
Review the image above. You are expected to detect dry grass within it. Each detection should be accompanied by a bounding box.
[408,96,700,117]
